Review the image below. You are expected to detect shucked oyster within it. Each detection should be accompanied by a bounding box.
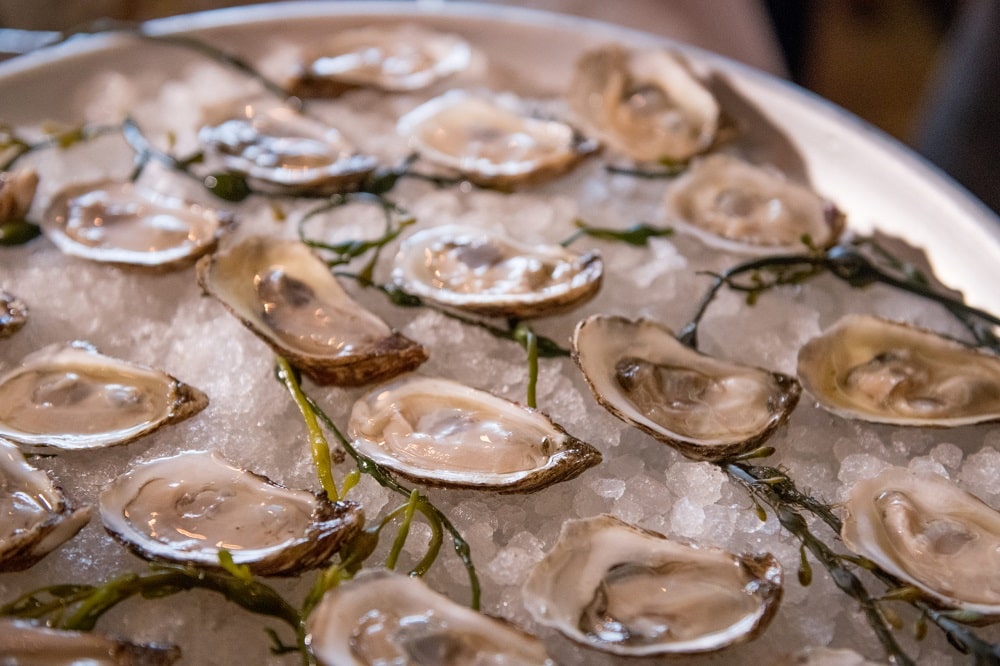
[523,515,782,656]
[0,619,179,665]
[42,180,235,271]
[306,569,555,666]
[391,224,603,318]
[797,314,1000,426]
[398,90,598,188]
[197,236,427,386]
[0,342,207,452]
[572,315,800,461]
[841,466,1000,617]
[1,439,90,572]
[100,450,363,576]
[568,45,719,163]
[348,375,601,493]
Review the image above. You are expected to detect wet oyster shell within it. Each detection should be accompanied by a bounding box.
[522,514,782,656]
[797,314,1000,426]
[306,569,555,666]
[0,341,208,452]
[841,466,1000,617]
[100,450,363,576]
[572,315,800,461]
[197,236,427,386]
[0,168,39,221]
[390,224,603,318]
[0,619,180,665]
[42,180,235,271]
[0,289,28,338]
[348,375,601,493]
[1,439,91,572]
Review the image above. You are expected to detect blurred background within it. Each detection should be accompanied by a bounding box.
[0,0,996,213]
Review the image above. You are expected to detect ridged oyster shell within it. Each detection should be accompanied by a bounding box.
[390,224,603,318]
[348,375,601,493]
[841,466,1000,617]
[0,619,180,665]
[100,450,363,576]
[797,314,1000,426]
[197,236,427,386]
[0,341,208,452]
[572,315,800,461]
[1,439,91,572]
[522,514,783,656]
[306,569,555,666]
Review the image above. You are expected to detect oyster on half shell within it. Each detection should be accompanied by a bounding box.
[0,619,180,665]
[572,315,800,461]
[306,569,555,666]
[522,514,782,656]
[348,375,601,493]
[197,236,427,386]
[1,439,91,572]
[797,314,1000,426]
[100,450,363,576]
[0,342,207,452]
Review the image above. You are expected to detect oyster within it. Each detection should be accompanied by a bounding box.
[841,466,1000,616]
[198,102,377,194]
[197,236,427,385]
[522,514,782,656]
[1,289,28,338]
[306,569,555,666]
[0,341,207,452]
[348,375,601,493]
[1,439,90,572]
[797,314,1000,426]
[391,224,603,318]
[0,619,180,665]
[568,45,719,163]
[42,180,235,271]
[0,168,39,221]
[397,90,598,188]
[100,450,363,576]
[572,315,800,461]
[664,153,844,254]
[290,24,472,98]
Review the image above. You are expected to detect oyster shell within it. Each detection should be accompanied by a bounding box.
[568,45,719,163]
[1,439,91,572]
[572,315,800,461]
[0,341,207,452]
[841,466,1000,617]
[348,375,601,493]
[0,168,39,221]
[198,102,377,194]
[0,619,180,665]
[522,514,782,656]
[664,153,844,254]
[0,289,28,338]
[306,569,555,666]
[797,314,1000,426]
[42,179,235,271]
[390,224,603,318]
[100,450,363,576]
[397,90,598,188]
[197,236,427,386]
[290,24,472,98]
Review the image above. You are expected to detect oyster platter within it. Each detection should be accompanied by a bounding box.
[3,3,1000,664]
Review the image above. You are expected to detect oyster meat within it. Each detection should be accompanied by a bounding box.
[568,45,719,163]
[100,450,363,576]
[397,90,598,188]
[0,619,180,665]
[290,24,472,98]
[0,168,39,221]
[42,179,235,270]
[198,102,377,194]
[0,341,207,452]
[348,375,601,493]
[572,315,800,461]
[1,439,90,572]
[0,289,28,338]
[197,236,427,385]
[797,314,1000,426]
[306,569,555,666]
[522,514,782,656]
[391,224,603,318]
[841,466,1000,616]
